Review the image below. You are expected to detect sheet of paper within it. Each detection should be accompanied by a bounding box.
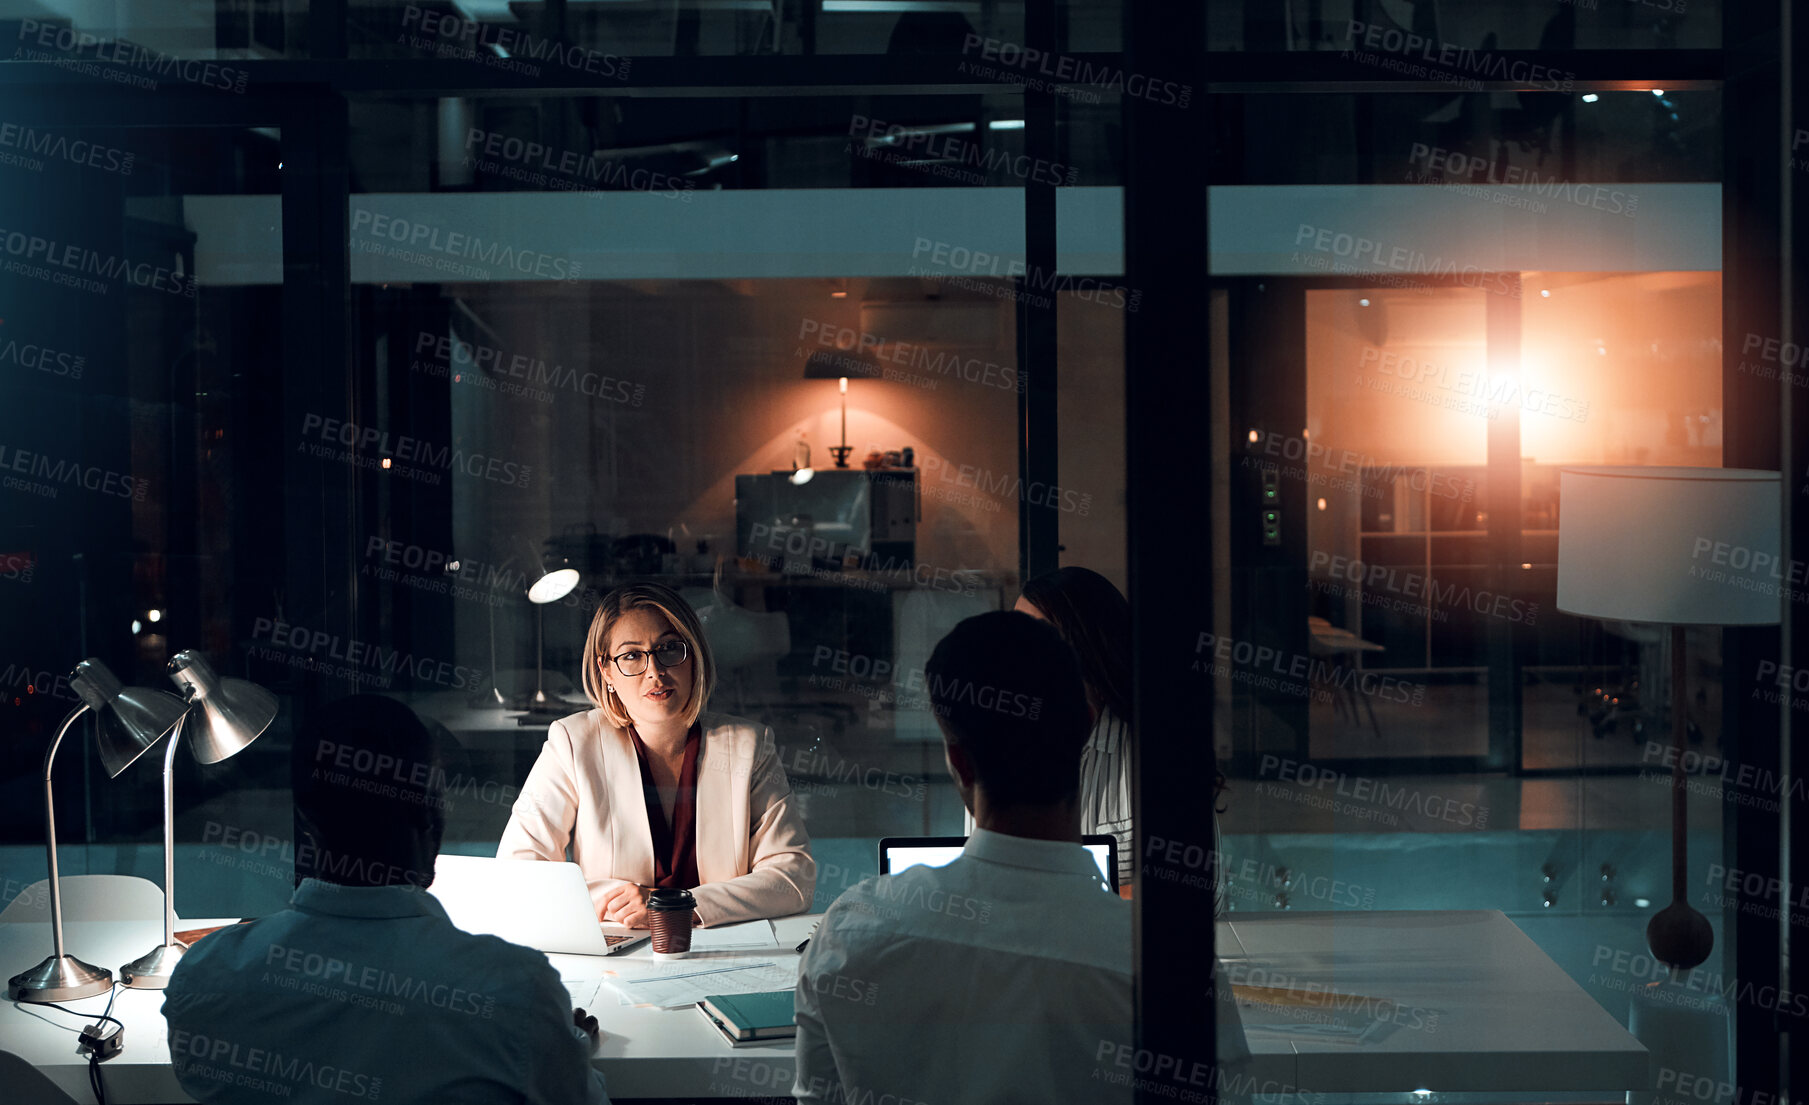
[771,914,821,951]
[688,920,780,951]
[605,959,798,1008]
[563,978,603,1010]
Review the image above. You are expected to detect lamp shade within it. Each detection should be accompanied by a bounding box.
[67,660,185,778]
[1556,466,1781,627]
[528,568,580,604]
[167,651,277,764]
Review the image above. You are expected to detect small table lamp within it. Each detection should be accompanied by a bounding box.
[1556,466,1780,972]
[7,661,184,1001]
[805,350,870,469]
[119,651,277,988]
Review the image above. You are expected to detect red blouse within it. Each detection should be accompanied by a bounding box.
[629,722,701,890]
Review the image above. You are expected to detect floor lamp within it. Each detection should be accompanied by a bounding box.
[1556,466,1780,974]
[7,661,184,1001]
[119,651,277,989]
[523,555,580,712]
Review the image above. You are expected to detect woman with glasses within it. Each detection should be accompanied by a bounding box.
[498,582,815,928]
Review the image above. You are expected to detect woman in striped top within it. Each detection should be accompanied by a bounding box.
[1016,567,1225,914]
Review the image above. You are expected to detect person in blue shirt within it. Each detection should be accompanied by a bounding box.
[165,694,608,1105]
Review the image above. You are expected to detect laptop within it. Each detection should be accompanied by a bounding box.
[878,834,1120,891]
[428,854,649,956]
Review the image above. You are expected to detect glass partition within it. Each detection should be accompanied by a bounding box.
[0,11,1794,1105]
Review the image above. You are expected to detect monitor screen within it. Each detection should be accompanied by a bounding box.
[880,837,1116,888]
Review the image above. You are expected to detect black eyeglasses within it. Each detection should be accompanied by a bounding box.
[607,639,690,677]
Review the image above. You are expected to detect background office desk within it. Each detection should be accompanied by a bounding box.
[1223,911,1649,1096]
[2,912,1645,1102]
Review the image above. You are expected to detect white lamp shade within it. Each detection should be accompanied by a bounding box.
[1556,466,1782,626]
[527,568,580,605]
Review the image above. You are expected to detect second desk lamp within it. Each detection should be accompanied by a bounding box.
[119,650,277,988]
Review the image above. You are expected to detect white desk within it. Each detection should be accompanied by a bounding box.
[0,911,1644,1102]
[1223,911,1649,1095]
[0,918,241,1103]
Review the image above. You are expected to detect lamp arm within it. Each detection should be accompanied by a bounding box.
[42,703,94,961]
[160,711,188,948]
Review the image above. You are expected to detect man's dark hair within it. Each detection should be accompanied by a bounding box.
[925,611,1092,806]
[290,695,445,889]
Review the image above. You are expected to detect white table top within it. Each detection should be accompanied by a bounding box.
[0,910,1645,1102]
[1222,911,1649,1095]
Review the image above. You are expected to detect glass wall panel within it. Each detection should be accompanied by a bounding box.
[0,122,281,880]
[1211,80,1743,1105]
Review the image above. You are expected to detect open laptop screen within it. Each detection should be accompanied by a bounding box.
[878,835,1119,890]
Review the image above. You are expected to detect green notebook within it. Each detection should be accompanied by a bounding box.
[698,990,797,1042]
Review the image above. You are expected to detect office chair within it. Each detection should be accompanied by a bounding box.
[682,579,792,716]
[0,875,164,924]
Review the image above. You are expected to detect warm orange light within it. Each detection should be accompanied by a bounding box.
[830,290,848,299]
[1247,429,1259,443]
[381,458,392,469]
[1316,498,1327,511]
[839,377,848,394]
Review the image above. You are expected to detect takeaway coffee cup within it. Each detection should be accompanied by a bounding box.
[648,888,697,956]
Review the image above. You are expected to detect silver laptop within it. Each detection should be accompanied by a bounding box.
[428,854,649,956]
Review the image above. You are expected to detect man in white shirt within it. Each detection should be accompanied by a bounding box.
[793,611,1140,1104]
[165,695,609,1105]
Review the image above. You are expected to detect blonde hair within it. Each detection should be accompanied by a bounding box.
[581,582,716,730]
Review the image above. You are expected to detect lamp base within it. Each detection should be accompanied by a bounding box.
[828,445,853,469]
[508,694,574,717]
[8,953,115,1001]
[120,941,188,989]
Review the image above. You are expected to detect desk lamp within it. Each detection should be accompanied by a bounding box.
[8,661,184,1001]
[119,651,277,988]
[804,351,859,468]
[1556,466,1780,973]
[526,556,580,710]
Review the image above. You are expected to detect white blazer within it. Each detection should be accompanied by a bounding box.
[497,709,815,926]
